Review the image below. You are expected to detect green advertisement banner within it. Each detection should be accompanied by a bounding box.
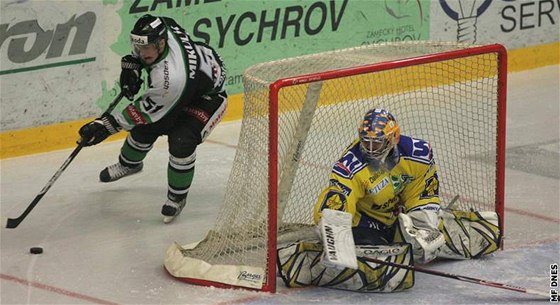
[99,0,429,109]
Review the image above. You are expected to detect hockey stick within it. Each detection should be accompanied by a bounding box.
[444,194,460,210]
[5,92,125,229]
[277,82,323,222]
[363,256,549,298]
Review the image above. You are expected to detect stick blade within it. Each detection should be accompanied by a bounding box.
[524,288,551,298]
[6,217,21,229]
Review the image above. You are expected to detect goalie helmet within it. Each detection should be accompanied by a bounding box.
[130,14,167,53]
[358,108,400,171]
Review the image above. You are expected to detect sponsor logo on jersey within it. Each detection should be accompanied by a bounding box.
[237,271,262,283]
[333,151,365,178]
[185,107,209,123]
[390,174,413,192]
[391,176,401,190]
[163,60,170,90]
[401,174,413,184]
[329,179,352,196]
[367,177,389,194]
[201,102,226,140]
[371,197,400,212]
[170,25,197,80]
[208,104,225,129]
[125,105,146,125]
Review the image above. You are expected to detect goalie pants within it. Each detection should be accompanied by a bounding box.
[118,91,227,200]
[353,213,397,245]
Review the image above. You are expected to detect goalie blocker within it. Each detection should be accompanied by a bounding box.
[318,209,358,269]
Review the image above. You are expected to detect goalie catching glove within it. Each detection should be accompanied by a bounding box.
[78,113,121,146]
[398,210,445,264]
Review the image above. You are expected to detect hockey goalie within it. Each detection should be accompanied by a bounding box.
[277,108,502,292]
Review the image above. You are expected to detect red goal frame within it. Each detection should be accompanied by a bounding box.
[265,44,507,293]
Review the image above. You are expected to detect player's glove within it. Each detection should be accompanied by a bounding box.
[120,55,143,101]
[78,113,121,146]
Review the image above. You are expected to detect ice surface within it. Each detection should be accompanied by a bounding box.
[1,66,559,305]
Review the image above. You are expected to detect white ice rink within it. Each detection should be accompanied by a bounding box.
[1,65,559,305]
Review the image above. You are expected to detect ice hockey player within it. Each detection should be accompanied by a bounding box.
[277,108,501,292]
[78,14,227,223]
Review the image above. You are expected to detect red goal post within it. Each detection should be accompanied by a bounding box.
[165,41,507,293]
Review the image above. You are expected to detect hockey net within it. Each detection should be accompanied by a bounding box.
[164,41,507,292]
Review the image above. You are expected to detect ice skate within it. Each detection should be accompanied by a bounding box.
[99,162,143,182]
[161,197,187,224]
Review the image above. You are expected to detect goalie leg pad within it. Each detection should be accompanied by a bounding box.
[277,241,323,288]
[277,242,414,292]
[438,210,501,259]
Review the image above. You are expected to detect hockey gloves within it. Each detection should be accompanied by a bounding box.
[78,114,121,146]
[120,55,143,101]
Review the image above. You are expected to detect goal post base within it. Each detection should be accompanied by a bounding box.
[164,241,268,290]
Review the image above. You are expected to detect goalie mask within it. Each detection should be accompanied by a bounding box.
[359,108,400,171]
[130,14,167,61]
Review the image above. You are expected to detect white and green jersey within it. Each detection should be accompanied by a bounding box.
[114,18,226,131]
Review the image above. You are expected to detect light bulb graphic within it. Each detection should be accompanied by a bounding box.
[439,0,492,43]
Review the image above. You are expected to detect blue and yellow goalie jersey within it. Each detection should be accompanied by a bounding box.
[313,135,441,228]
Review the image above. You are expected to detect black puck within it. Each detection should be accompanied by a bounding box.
[30,247,43,254]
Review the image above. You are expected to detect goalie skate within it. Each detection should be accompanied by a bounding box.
[162,198,186,224]
[99,162,143,182]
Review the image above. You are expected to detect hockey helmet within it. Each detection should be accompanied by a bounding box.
[358,108,400,170]
[130,15,167,53]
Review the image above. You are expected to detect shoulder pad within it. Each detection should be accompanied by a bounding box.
[397,135,434,165]
[332,142,368,179]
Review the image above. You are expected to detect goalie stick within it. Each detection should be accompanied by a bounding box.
[5,92,125,229]
[363,256,549,298]
[277,81,323,221]
[444,194,460,210]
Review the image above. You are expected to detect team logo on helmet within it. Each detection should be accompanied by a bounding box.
[130,34,148,45]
